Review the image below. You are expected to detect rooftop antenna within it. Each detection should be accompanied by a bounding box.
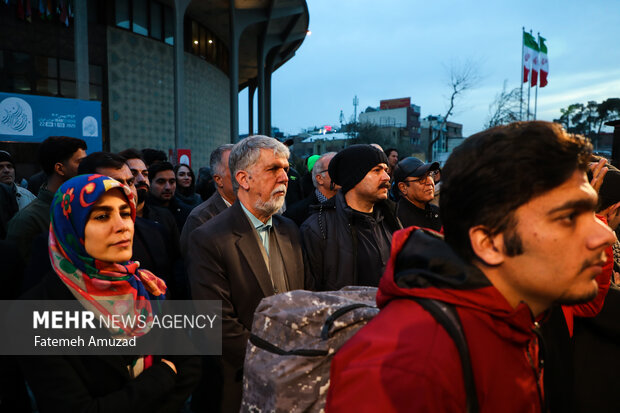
[353,95,359,123]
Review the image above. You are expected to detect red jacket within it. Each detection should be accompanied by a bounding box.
[323,228,576,413]
[327,227,613,412]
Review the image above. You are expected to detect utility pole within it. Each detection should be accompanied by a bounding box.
[353,95,359,123]
[339,110,344,128]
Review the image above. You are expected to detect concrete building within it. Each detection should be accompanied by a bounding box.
[420,115,463,164]
[0,0,309,170]
[358,97,422,147]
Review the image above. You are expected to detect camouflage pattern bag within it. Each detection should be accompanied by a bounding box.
[240,286,379,413]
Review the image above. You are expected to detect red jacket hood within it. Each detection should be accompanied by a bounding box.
[377,227,539,344]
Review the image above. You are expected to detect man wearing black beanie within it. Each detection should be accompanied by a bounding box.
[301,144,402,290]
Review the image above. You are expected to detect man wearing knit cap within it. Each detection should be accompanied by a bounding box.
[301,144,402,291]
[0,150,35,210]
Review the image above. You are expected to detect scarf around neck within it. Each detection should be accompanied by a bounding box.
[49,174,167,338]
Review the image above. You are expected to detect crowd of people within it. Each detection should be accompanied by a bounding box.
[1,120,620,412]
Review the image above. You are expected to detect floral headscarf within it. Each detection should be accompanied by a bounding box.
[49,174,166,338]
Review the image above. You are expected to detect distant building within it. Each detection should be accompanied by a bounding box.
[358,97,422,146]
[290,131,352,158]
[420,115,463,164]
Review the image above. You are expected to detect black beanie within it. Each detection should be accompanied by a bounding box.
[0,150,14,167]
[328,144,388,193]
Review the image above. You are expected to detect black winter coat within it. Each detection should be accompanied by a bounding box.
[300,191,402,291]
[19,273,201,413]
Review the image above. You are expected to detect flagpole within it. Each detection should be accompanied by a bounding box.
[534,32,540,120]
[520,27,525,121]
[534,83,538,120]
[526,30,534,120]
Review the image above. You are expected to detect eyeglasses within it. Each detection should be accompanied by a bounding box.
[403,170,439,185]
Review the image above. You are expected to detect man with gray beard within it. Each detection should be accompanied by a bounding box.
[187,135,304,412]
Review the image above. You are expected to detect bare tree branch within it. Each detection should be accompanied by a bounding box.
[486,80,527,128]
[427,59,481,160]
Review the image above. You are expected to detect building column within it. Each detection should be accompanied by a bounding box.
[257,39,266,135]
[248,80,256,135]
[74,0,89,100]
[264,51,277,136]
[173,0,191,152]
[229,3,241,142]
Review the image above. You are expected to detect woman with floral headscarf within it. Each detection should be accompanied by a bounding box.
[20,174,200,412]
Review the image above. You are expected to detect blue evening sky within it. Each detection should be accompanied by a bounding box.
[239,0,620,137]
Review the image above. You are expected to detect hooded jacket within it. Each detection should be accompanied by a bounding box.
[326,227,546,413]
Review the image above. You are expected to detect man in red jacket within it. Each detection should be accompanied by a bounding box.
[326,121,616,412]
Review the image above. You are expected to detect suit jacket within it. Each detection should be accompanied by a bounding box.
[187,201,305,370]
[180,191,228,254]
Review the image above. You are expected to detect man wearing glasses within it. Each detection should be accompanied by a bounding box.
[393,157,442,232]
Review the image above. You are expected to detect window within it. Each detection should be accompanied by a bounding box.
[60,80,76,98]
[164,7,174,45]
[115,0,130,29]
[0,50,103,100]
[36,78,58,95]
[132,0,148,36]
[185,18,229,74]
[114,0,172,44]
[150,2,162,40]
[59,59,76,81]
[13,75,31,92]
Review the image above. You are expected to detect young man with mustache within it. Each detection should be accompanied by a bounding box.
[187,135,304,412]
[301,144,402,291]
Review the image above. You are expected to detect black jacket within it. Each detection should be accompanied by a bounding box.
[179,191,228,254]
[283,191,320,227]
[301,191,402,291]
[19,273,201,413]
[542,285,620,413]
[396,197,442,232]
[146,196,192,235]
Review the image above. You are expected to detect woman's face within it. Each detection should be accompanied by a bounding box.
[84,189,134,262]
[176,165,192,189]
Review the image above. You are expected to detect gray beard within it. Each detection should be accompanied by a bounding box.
[254,191,286,217]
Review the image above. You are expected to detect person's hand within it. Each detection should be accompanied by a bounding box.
[161,358,177,374]
[599,201,620,231]
[589,158,608,194]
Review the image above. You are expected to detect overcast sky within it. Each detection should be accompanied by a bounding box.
[239,0,620,137]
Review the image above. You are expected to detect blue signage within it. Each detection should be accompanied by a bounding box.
[0,92,102,151]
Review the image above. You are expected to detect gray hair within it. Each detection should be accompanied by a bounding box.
[210,144,234,177]
[229,135,290,192]
[311,152,337,189]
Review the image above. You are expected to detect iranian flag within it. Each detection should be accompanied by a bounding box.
[523,32,539,83]
[539,36,549,87]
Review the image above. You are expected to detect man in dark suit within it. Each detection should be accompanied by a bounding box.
[180,144,235,253]
[188,135,304,412]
